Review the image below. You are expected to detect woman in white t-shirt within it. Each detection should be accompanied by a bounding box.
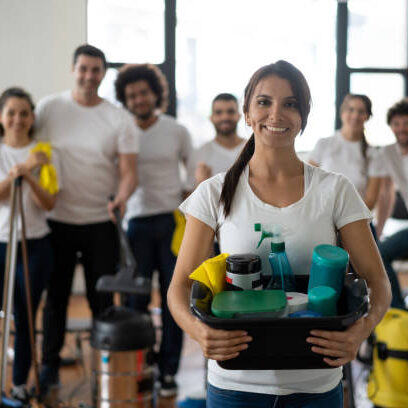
[0,88,59,403]
[167,61,391,407]
[309,94,384,215]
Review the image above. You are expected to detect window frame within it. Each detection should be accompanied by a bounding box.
[335,1,408,129]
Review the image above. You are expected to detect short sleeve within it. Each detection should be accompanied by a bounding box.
[117,110,139,154]
[179,125,193,164]
[185,148,199,191]
[51,148,63,191]
[368,147,388,178]
[333,175,372,230]
[34,97,50,142]
[179,175,223,231]
[308,138,326,164]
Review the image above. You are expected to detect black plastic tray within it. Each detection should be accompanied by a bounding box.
[190,274,368,370]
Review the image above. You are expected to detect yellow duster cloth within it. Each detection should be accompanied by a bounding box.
[189,253,229,296]
[30,142,59,195]
[171,209,186,256]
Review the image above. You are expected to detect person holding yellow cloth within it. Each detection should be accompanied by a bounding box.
[0,87,61,403]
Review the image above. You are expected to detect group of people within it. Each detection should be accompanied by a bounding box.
[0,44,246,403]
[308,93,408,310]
[0,43,406,407]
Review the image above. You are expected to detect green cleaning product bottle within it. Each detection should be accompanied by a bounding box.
[254,223,274,287]
[266,227,296,292]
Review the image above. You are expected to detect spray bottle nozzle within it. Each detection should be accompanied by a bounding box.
[254,223,274,248]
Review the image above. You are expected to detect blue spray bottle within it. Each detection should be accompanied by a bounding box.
[266,226,296,292]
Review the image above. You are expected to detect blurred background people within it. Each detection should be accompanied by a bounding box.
[309,94,384,221]
[35,44,139,393]
[0,87,60,403]
[115,63,192,398]
[186,93,245,191]
[376,98,408,309]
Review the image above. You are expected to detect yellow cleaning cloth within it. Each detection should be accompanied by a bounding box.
[171,209,186,256]
[189,253,229,296]
[30,142,59,195]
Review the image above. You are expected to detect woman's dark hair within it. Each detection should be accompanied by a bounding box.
[340,93,372,161]
[115,63,169,112]
[387,98,408,125]
[220,60,312,217]
[0,87,35,137]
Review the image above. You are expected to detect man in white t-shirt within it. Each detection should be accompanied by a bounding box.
[186,93,246,191]
[376,98,408,309]
[114,63,192,397]
[35,45,139,391]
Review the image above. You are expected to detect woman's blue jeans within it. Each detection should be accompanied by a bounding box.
[207,382,343,408]
[0,236,53,385]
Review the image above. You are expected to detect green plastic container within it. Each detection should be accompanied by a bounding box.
[211,290,287,318]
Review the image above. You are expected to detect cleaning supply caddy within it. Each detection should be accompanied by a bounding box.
[190,273,368,370]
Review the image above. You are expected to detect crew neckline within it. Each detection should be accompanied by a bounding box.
[242,162,315,211]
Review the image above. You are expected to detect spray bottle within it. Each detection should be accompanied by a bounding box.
[268,225,296,291]
[254,224,296,292]
[254,223,274,287]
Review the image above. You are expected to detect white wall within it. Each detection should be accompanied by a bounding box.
[0,0,87,103]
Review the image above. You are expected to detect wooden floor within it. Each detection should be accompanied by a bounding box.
[4,288,205,408]
[3,272,408,407]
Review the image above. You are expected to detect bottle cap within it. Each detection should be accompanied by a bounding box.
[308,286,337,316]
[226,254,261,274]
[312,245,349,269]
[288,310,322,318]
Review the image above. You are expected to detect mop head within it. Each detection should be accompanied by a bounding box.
[96,270,151,295]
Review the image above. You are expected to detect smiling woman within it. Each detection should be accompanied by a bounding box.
[168,60,392,408]
[0,87,59,403]
[245,76,302,150]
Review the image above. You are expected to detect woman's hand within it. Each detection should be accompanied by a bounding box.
[192,318,252,361]
[306,316,371,367]
[9,164,29,179]
[25,151,49,171]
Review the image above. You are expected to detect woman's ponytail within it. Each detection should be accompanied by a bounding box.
[220,135,255,217]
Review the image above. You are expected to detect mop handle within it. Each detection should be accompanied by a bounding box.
[18,181,41,398]
[0,178,20,395]
[109,196,137,271]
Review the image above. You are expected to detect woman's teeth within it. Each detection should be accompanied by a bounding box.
[265,126,286,132]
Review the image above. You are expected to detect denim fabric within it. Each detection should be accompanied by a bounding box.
[126,213,183,377]
[207,382,343,408]
[378,228,408,310]
[0,236,53,385]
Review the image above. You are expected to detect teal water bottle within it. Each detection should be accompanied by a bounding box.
[267,235,296,292]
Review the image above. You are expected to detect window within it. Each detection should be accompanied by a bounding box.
[347,0,407,68]
[87,0,165,64]
[176,0,337,151]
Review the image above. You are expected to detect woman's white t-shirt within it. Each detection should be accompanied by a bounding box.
[308,131,385,198]
[179,163,371,395]
[0,140,61,241]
